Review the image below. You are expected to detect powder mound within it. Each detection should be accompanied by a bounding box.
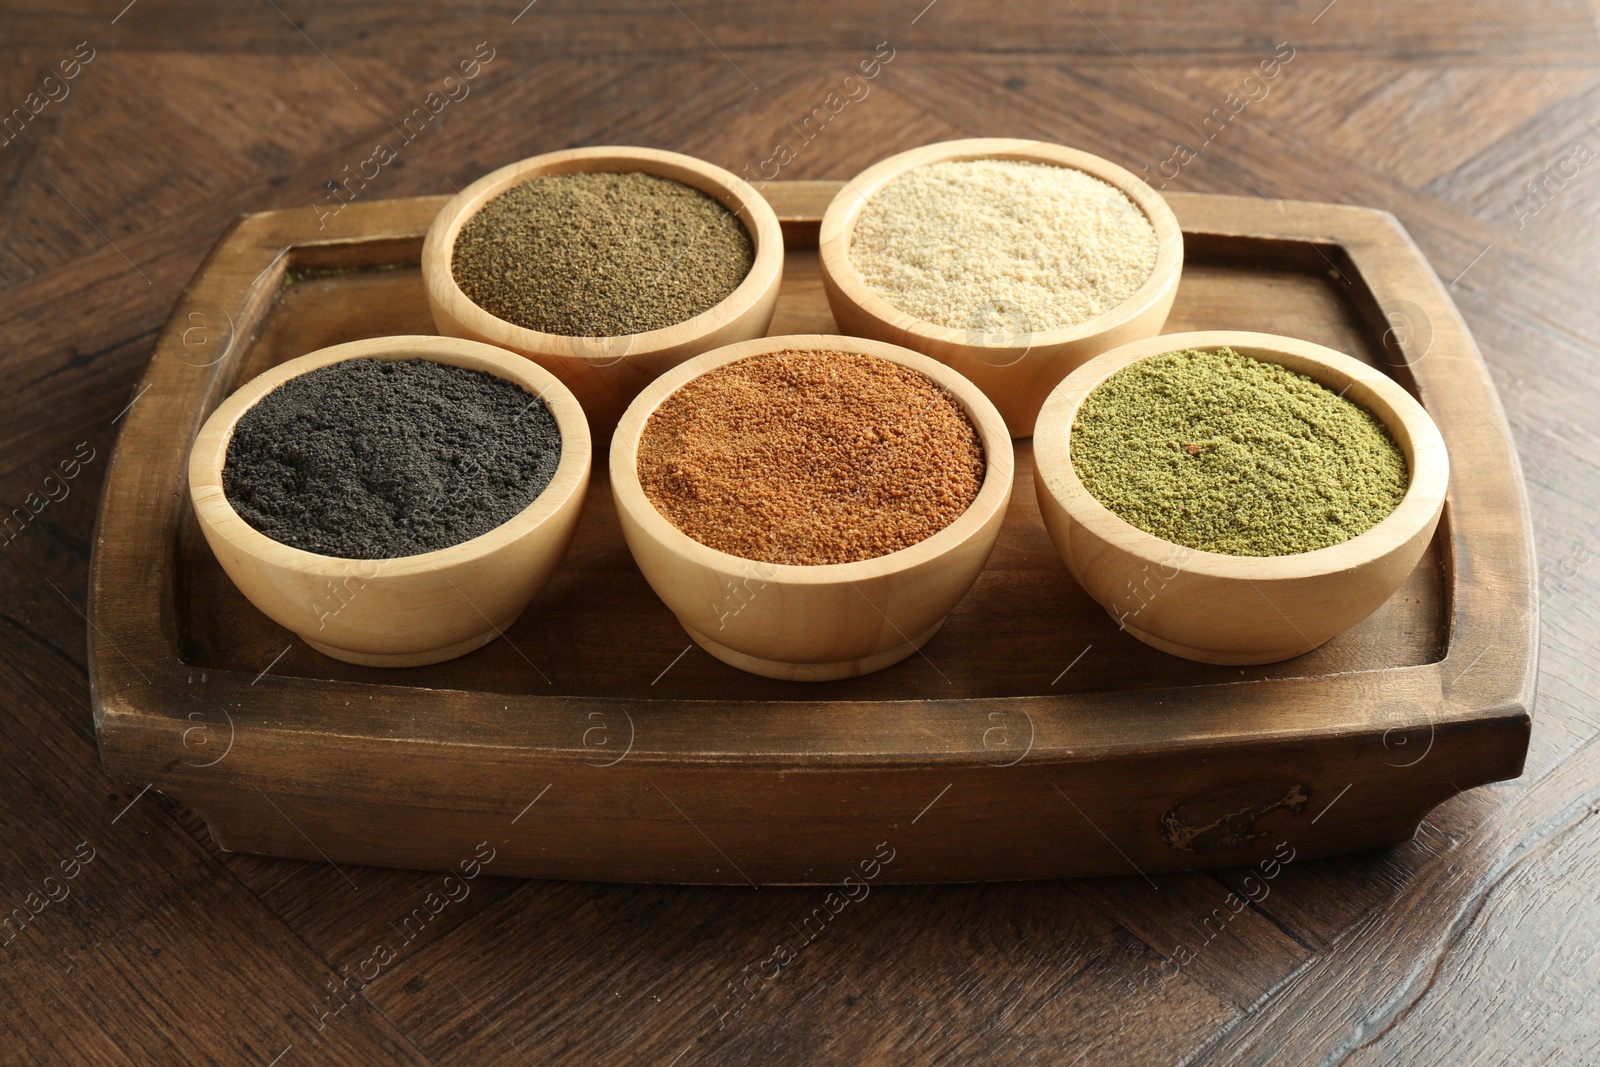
[451,170,755,336]
[1070,347,1410,557]
[849,158,1159,334]
[637,350,986,566]
[223,358,562,559]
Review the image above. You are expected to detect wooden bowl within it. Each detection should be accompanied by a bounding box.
[1032,330,1450,665]
[610,334,1015,681]
[188,336,592,668]
[421,146,784,437]
[818,137,1183,438]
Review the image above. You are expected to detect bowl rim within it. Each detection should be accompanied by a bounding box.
[817,137,1184,353]
[187,335,593,579]
[421,145,785,363]
[609,333,1016,585]
[1032,329,1451,581]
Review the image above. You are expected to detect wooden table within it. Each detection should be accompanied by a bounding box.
[3,2,1596,1063]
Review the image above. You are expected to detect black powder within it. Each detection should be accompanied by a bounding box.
[223,358,563,559]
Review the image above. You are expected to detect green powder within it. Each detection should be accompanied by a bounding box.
[451,171,755,336]
[1070,347,1409,556]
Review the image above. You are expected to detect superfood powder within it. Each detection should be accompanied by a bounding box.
[451,170,755,336]
[637,350,985,566]
[1070,347,1409,556]
[224,358,562,559]
[850,157,1159,335]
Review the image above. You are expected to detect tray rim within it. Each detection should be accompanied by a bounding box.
[89,182,1536,776]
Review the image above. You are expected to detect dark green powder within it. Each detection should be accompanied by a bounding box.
[1070,347,1409,556]
[451,170,755,336]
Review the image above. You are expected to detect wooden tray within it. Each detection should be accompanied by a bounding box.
[89,182,1536,884]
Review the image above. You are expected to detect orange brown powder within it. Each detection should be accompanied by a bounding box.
[637,350,985,565]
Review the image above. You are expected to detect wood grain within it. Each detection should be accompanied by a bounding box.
[3,1,1595,1063]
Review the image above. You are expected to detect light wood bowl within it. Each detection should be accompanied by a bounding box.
[610,334,1015,681]
[421,146,784,437]
[188,336,592,668]
[818,138,1183,438]
[1032,330,1450,665]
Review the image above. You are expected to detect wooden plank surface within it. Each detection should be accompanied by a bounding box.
[3,0,1596,1062]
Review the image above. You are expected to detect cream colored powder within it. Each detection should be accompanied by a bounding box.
[849,158,1159,335]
